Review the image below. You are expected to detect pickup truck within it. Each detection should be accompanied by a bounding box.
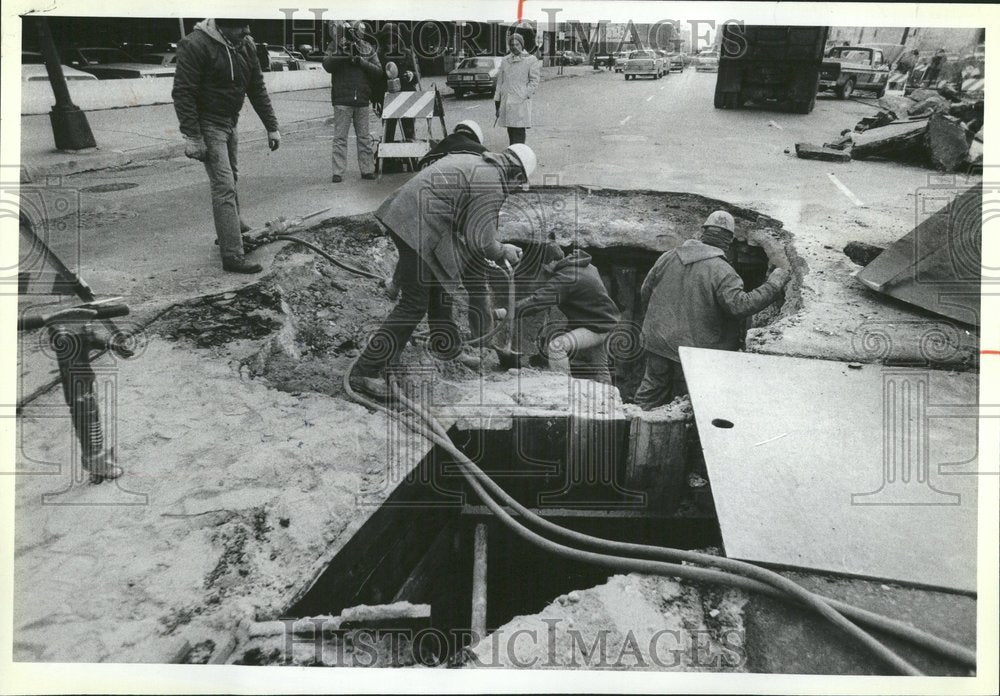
[819,45,893,99]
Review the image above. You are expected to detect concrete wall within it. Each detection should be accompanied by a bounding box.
[21,69,329,116]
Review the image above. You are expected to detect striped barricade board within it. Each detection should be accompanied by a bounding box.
[382,91,436,119]
[376,88,447,176]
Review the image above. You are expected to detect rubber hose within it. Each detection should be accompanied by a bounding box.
[384,382,927,675]
[272,235,385,281]
[343,363,925,675]
[380,380,974,666]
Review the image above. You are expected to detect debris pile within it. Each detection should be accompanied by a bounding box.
[795,87,983,171]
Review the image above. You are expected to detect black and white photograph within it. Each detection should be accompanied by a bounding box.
[1,0,997,693]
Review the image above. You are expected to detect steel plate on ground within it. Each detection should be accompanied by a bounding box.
[680,347,977,592]
[856,187,981,326]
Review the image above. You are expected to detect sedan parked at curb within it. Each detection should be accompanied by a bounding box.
[21,51,98,81]
[446,56,502,98]
[63,47,175,79]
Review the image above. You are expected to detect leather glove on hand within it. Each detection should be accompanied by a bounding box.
[500,243,523,266]
[267,131,281,151]
[768,267,791,288]
[183,136,207,162]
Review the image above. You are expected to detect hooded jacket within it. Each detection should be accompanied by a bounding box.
[322,37,382,107]
[172,19,278,138]
[640,239,784,361]
[417,131,489,170]
[375,151,523,294]
[516,250,621,333]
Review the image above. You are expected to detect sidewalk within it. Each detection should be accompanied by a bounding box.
[19,66,597,181]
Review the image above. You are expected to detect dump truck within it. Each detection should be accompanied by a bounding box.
[714,24,830,114]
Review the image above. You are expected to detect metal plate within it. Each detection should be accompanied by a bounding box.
[680,347,977,592]
[856,187,981,326]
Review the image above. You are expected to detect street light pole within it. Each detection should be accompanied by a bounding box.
[35,16,96,150]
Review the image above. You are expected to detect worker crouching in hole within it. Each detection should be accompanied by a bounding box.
[634,210,791,410]
[495,243,622,384]
[349,144,537,400]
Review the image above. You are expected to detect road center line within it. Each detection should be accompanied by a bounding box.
[619,115,633,125]
[646,95,654,102]
[827,173,865,207]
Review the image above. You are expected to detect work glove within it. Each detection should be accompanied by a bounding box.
[403,70,414,82]
[492,308,508,321]
[500,243,523,265]
[268,131,281,151]
[768,267,791,288]
[183,136,207,162]
[495,101,501,118]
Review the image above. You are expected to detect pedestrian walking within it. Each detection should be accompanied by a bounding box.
[323,21,381,182]
[634,211,790,410]
[172,18,281,274]
[494,33,541,146]
[349,145,537,400]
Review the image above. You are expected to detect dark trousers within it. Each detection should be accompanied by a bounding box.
[356,233,461,376]
[569,343,613,385]
[633,351,688,410]
[507,127,526,145]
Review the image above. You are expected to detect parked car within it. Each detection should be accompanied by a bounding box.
[624,49,665,80]
[266,46,301,71]
[287,49,321,70]
[818,45,892,99]
[137,51,178,68]
[557,50,585,65]
[21,51,98,81]
[63,47,175,79]
[446,56,502,97]
[612,51,631,72]
[592,52,614,69]
[695,50,719,72]
[666,52,688,72]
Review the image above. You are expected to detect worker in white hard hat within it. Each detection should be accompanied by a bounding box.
[350,144,536,399]
[417,120,488,170]
[634,210,791,410]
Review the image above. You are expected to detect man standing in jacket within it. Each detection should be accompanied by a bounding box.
[494,33,541,145]
[173,18,281,274]
[634,211,790,410]
[323,21,381,182]
[349,144,537,399]
[504,243,621,384]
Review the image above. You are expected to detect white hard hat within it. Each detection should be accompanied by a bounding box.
[454,120,484,143]
[703,210,735,234]
[506,143,537,178]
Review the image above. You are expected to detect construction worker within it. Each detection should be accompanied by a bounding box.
[418,120,488,169]
[634,211,790,410]
[349,144,537,399]
[172,18,281,274]
[498,243,622,384]
[494,33,541,145]
[323,21,381,183]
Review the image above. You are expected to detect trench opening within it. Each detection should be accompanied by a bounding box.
[276,415,721,665]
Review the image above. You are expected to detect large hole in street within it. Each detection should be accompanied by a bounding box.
[151,187,796,666]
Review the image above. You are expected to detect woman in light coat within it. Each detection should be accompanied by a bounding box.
[493,33,541,145]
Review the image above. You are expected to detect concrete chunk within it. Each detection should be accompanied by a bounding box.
[795,143,852,163]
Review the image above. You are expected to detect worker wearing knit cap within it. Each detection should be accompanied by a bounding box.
[634,211,790,410]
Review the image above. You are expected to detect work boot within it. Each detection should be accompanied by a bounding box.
[332,174,343,183]
[349,371,389,401]
[222,257,263,274]
[84,451,123,484]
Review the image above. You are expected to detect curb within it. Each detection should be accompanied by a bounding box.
[20,114,336,183]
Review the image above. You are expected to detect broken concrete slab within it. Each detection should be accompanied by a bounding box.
[850,119,928,161]
[680,347,977,593]
[843,241,885,267]
[795,142,852,163]
[926,113,971,171]
[856,186,981,325]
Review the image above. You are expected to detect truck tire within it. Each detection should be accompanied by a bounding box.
[875,84,887,98]
[836,78,855,100]
[454,88,465,99]
[791,91,817,114]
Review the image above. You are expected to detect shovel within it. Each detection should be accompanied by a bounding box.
[493,259,525,370]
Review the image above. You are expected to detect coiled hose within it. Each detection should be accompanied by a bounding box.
[342,355,976,674]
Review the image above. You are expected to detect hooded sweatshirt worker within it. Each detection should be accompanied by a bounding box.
[350,147,535,399]
[634,211,790,410]
[172,18,280,274]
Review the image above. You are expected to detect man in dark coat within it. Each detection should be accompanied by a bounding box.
[506,244,622,384]
[323,21,381,182]
[350,145,537,399]
[172,18,281,274]
[634,211,790,409]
